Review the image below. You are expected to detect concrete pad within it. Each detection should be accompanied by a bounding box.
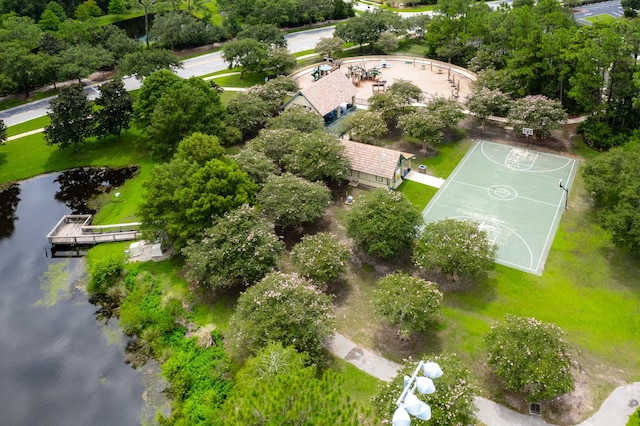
[404,170,445,188]
[577,382,640,426]
[474,397,552,426]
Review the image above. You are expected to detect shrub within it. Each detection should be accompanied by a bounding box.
[291,232,352,287]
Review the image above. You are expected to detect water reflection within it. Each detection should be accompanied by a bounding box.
[54,166,138,214]
[0,183,20,240]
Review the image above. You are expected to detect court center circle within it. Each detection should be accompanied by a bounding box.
[487,185,518,201]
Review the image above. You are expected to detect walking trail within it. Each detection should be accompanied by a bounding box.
[326,333,640,426]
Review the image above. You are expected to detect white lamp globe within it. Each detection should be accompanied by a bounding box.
[414,402,432,420]
[422,362,443,379]
[392,406,411,426]
[416,376,436,395]
[404,392,425,415]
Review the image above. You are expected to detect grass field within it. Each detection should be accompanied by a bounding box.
[585,13,617,24]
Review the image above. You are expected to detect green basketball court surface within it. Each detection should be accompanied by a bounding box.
[422,140,578,275]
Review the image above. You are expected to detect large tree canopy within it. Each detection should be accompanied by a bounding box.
[44,84,93,153]
[582,142,640,253]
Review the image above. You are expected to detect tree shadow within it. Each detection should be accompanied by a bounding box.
[0,183,20,242]
[374,323,444,362]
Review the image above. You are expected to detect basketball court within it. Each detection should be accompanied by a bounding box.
[421,140,578,275]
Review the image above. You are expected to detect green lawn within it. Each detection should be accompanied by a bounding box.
[397,179,438,209]
[212,72,268,87]
[628,407,640,426]
[6,116,50,137]
[585,14,617,24]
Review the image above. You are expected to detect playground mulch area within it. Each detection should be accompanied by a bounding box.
[421,140,578,275]
[293,56,473,103]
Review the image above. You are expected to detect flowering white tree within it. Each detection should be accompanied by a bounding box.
[291,232,352,287]
[182,204,284,290]
[342,110,388,144]
[485,315,575,402]
[282,131,351,182]
[228,272,335,364]
[373,272,442,338]
[507,95,567,138]
[465,86,509,129]
[374,354,477,425]
[413,218,497,283]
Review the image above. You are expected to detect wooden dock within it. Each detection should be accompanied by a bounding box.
[47,214,141,246]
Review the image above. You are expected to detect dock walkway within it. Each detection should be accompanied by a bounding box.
[47,214,141,246]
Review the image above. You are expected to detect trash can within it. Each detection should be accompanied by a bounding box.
[418,165,427,174]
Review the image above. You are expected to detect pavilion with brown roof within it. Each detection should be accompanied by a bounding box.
[341,139,415,189]
[283,70,357,122]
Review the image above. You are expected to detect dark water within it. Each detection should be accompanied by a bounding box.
[114,14,155,40]
[0,171,153,426]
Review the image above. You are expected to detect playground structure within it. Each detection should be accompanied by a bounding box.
[346,61,386,87]
[311,58,343,81]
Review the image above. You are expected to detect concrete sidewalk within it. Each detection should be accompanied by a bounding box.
[326,332,640,426]
[404,170,445,188]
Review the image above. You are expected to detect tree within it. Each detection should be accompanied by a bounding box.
[174,132,226,167]
[485,315,575,402]
[94,78,134,140]
[147,77,225,159]
[58,44,114,83]
[238,23,286,48]
[0,119,7,145]
[388,80,423,109]
[346,189,422,260]
[342,110,387,143]
[75,0,102,20]
[314,36,344,59]
[44,84,93,153]
[334,9,401,52]
[373,272,442,338]
[182,204,284,290]
[267,105,325,133]
[282,130,350,182]
[0,44,44,97]
[374,354,477,425]
[369,92,404,126]
[414,218,497,283]
[231,148,279,185]
[465,85,509,129]
[257,173,331,230]
[582,143,640,253]
[102,25,139,61]
[246,128,298,166]
[224,91,273,139]
[222,38,268,79]
[134,68,182,129]
[39,8,62,31]
[398,109,444,152]
[262,47,298,76]
[222,343,366,425]
[227,272,335,364]
[134,0,158,48]
[507,95,566,138]
[118,48,181,80]
[375,31,399,54]
[291,232,352,287]
[108,0,127,14]
[139,156,257,249]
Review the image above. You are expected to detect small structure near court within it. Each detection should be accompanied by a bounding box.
[341,139,414,189]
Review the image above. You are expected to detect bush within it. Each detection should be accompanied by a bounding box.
[413,218,496,283]
[291,232,352,287]
[485,315,575,402]
[346,189,422,260]
[373,272,442,338]
[87,254,125,295]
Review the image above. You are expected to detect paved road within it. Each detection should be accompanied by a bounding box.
[573,0,623,24]
[0,26,336,127]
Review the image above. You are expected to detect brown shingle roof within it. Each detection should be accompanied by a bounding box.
[342,140,415,179]
[300,71,358,116]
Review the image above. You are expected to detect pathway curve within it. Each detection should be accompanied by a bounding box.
[326,333,640,426]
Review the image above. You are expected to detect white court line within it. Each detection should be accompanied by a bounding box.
[453,180,559,208]
[480,141,574,174]
[534,158,578,273]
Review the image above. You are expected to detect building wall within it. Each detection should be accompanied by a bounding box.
[346,169,391,189]
[284,95,314,112]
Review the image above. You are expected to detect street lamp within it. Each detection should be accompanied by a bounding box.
[392,361,443,426]
[559,179,569,210]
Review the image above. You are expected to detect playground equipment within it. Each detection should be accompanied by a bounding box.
[347,64,383,86]
[311,67,320,81]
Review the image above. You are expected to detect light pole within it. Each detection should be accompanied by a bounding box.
[392,361,443,426]
[559,179,569,210]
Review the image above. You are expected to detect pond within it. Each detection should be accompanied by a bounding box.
[0,168,165,425]
[114,14,155,40]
